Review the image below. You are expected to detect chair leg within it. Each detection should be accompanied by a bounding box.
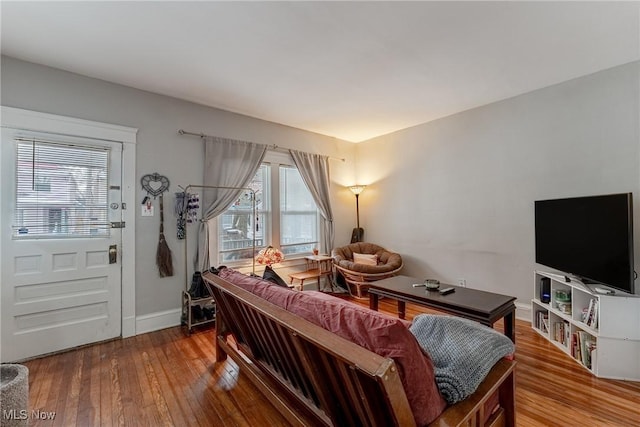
[352,283,370,299]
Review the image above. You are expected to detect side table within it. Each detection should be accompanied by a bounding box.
[289,255,335,291]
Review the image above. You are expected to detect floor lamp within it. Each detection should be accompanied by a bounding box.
[349,185,366,243]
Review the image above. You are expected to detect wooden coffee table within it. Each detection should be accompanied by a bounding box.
[368,275,517,342]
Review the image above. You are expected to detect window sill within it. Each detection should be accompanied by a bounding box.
[222,254,317,272]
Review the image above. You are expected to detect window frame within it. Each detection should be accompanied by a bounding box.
[216,150,321,266]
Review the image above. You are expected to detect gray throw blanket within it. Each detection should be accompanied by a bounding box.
[409,314,514,405]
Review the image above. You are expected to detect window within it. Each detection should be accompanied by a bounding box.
[217,165,267,262]
[217,155,320,264]
[13,140,110,238]
[279,165,318,256]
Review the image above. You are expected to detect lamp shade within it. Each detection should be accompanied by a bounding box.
[348,185,366,195]
[255,246,284,266]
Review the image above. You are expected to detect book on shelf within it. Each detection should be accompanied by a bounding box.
[575,331,597,369]
[553,321,570,345]
[588,341,596,369]
[583,298,599,329]
[590,301,598,329]
[571,332,579,360]
[583,299,594,323]
[536,310,549,333]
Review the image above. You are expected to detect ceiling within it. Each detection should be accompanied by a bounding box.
[1,1,638,142]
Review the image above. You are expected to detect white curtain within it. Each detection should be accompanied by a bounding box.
[289,149,334,254]
[197,136,266,271]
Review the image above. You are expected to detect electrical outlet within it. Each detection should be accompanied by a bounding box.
[457,279,466,287]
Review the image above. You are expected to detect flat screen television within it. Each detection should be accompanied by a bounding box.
[535,193,635,295]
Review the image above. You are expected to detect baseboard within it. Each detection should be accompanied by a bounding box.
[132,301,532,335]
[136,308,182,335]
[515,301,531,322]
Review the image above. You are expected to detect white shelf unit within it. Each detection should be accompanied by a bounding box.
[531,271,640,381]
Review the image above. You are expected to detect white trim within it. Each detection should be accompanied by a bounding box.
[135,308,182,335]
[123,315,137,337]
[1,106,137,143]
[120,139,137,337]
[515,301,532,322]
[1,106,138,337]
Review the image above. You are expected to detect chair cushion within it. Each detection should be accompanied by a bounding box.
[217,268,267,291]
[332,242,386,261]
[217,267,447,425]
[333,242,403,274]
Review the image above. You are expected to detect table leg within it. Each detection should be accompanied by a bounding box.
[504,310,516,343]
[398,301,406,320]
[369,294,379,311]
[327,272,335,292]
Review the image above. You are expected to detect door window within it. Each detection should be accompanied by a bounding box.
[13,139,110,238]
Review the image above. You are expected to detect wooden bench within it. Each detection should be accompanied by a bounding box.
[203,271,516,427]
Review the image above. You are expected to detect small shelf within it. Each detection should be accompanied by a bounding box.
[182,290,215,334]
[531,270,640,380]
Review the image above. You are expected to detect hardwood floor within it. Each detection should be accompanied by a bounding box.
[21,297,640,426]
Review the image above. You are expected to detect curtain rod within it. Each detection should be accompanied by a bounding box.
[178,129,345,162]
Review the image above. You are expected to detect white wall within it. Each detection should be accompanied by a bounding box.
[355,62,640,303]
[0,56,357,318]
[3,55,637,320]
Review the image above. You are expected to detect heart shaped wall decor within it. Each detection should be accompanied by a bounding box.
[141,172,170,197]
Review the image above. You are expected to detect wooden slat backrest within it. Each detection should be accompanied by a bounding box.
[203,272,416,427]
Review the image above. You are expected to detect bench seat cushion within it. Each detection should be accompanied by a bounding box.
[217,268,447,425]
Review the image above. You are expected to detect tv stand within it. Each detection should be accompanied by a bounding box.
[532,271,640,381]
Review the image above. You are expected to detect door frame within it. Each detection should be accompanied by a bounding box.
[1,106,138,338]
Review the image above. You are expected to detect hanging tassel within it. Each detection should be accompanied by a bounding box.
[174,192,186,240]
[156,194,174,277]
[186,193,200,223]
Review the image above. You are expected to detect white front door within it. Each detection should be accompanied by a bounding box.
[1,128,123,362]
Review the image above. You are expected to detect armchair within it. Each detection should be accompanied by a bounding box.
[332,242,403,298]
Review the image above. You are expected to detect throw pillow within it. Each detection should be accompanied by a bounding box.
[262,265,290,288]
[353,252,377,266]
